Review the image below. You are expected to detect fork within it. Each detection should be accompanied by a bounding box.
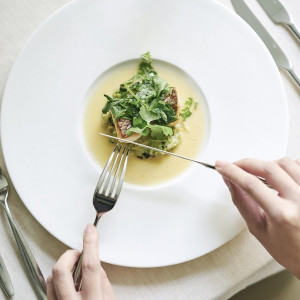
[0,167,46,299]
[72,143,130,291]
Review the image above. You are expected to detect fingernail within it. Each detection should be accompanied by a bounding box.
[215,160,228,169]
[85,224,94,233]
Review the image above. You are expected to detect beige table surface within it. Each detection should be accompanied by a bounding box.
[0,0,300,299]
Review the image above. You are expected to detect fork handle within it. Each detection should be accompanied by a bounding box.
[4,204,47,300]
[73,215,101,291]
[72,251,84,291]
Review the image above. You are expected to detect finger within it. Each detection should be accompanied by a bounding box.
[222,176,230,188]
[226,180,267,237]
[81,224,103,299]
[222,175,262,226]
[277,157,300,185]
[99,265,116,300]
[52,250,80,299]
[216,160,280,216]
[46,276,58,300]
[235,158,299,198]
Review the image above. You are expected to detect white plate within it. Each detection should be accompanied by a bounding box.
[1,0,288,267]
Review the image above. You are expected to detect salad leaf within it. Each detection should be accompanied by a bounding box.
[149,125,173,140]
[139,105,161,123]
[102,52,196,157]
[152,77,169,97]
[126,126,150,136]
[180,97,196,121]
[137,52,157,77]
[103,53,178,140]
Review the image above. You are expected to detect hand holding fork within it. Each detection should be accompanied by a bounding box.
[72,144,129,290]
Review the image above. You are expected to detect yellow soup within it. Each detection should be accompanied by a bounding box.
[84,60,206,186]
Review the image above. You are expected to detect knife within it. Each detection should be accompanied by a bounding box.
[99,132,273,187]
[99,132,216,169]
[0,252,14,298]
[257,0,300,42]
[231,0,300,88]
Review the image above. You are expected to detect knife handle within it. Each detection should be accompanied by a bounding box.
[286,68,300,89]
[0,252,14,298]
[287,23,300,42]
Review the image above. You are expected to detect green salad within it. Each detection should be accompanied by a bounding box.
[102,52,195,159]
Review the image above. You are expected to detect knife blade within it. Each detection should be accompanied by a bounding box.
[231,0,300,88]
[99,132,215,169]
[0,252,14,297]
[257,0,300,41]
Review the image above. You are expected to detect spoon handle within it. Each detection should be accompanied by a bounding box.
[4,204,47,300]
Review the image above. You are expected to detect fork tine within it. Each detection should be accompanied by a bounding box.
[107,146,127,197]
[94,144,119,193]
[101,144,123,195]
[113,147,130,199]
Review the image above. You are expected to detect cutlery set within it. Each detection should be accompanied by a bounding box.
[232,0,300,88]
[0,0,298,299]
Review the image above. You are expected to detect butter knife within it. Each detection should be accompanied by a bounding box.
[0,253,14,298]
[257,0,300,42]
[231,0,300,88]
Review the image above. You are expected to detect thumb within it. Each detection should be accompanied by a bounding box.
[81,224,103,296]
[83,224,99,260]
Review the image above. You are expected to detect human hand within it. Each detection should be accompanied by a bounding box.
[47,224,115,299]
[216,158,300,279]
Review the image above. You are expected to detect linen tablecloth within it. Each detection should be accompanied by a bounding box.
[1,0,299,299]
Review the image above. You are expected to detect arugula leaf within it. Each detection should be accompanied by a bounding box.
[132,116,147,128]
[180,97,195,121]
[149,125,173,140]
[126,126,150,136]
[139,105,161,123]
[151,101,176,124]
[136,82,157,101]
[127,123,173,140]
[152,77,168,97]
[137,52,157,77]
[141,52,152,63]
